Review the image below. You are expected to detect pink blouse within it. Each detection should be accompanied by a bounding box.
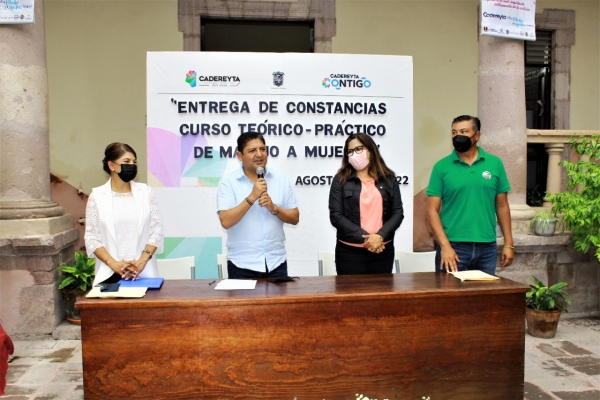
[340,178,385,248]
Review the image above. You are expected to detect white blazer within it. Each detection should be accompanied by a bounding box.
[90,179,161,285]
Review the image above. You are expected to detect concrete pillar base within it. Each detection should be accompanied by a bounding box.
[0,200,63,220]
[508,203,537,234]
[0,217,78,336]
[0,214,73,238]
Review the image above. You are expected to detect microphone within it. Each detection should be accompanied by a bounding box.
[256,167,265,179]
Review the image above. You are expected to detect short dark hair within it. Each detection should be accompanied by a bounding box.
[237,132,266,153]
[452,115,481,132]
[102,142,137,174]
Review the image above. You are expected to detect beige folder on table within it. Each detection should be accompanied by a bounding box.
[449,270,500,282]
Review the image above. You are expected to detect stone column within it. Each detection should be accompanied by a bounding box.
[0,1,78,337]
[545,143,565,206]
[478,35,535,227]
[0,0,62,219]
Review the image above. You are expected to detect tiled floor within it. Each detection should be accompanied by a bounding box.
[2,318,599,399]
[524,318,600,400]
[4,339,83,399]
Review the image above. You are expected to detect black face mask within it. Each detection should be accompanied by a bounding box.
[452,135,475,153]
[116,163,137,182]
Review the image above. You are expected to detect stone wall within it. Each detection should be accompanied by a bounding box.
[0,217,78,338]
[550,247,599,317]
[497,234,599,319]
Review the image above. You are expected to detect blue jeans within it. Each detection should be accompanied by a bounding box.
[227,260,288,279]
[435,242,497,275]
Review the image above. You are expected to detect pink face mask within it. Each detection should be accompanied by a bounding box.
[349,150,369,171]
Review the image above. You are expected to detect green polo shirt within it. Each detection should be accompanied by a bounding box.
[426,147,511,242]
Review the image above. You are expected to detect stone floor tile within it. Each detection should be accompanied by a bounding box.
[53,368,83,384]
[524,381,558,400]
[19,364,59,386]
[538,343,570,357]
[58,362,83,373]
[525,364,557,381]
[541,360,576,377]
[572,364,600,376]
[7,346,76,366]
[3,384,39,396]
[32,383,79,400]
[53,340,81,350]
[557,356,600,369]
[65,385,84,400]
[22,341,58,350]
[5,365,31,383]
[528,375,597,392]
[52,322,81,341]
[559,342,594,356]
[553,390,600,400]
[65,346,82,364]
[554,327,600,342]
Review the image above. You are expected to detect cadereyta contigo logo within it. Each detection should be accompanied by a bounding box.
[185,70,241,88]
[321,74,371,91]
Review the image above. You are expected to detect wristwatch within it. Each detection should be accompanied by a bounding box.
[142,249,153,259]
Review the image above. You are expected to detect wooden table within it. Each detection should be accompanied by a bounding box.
[78,273,529,399]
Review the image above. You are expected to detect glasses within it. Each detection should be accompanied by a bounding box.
[347,146,364,156]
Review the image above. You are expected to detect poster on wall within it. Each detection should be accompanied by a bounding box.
[0,0,34,24]
[147,52,413,277]
[480,0,536,41]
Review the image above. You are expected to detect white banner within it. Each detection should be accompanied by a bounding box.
[147,52,413,277]
[480,0,536,41]
[0,0,34,24]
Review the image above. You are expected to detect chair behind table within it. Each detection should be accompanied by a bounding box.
[394,251,436,273]
[317,250,336,276]
[157,256,196,279]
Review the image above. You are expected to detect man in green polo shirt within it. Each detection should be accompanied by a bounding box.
[426,115,514,274]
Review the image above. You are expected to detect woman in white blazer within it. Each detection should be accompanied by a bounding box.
[85,143,163,286]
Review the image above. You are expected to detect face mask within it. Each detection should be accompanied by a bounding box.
[348,150,370,171]
[115,163,137,182]
[452,134,475,153]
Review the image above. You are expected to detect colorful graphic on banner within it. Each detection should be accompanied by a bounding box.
[158,237,222,279]
[147,52,413,276]
[147,127,227,187]
[480,0,536,41]
[0,0,34,24]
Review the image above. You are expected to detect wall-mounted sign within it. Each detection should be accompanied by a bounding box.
[0,0,34,24]
[480,0,536,41]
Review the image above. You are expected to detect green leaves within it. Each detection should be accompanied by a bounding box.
[526,276,571,311]
[57,252,96,291]
[529,208,559,232]
[547,134,600,262]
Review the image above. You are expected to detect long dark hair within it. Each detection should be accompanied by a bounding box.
[336,134,395,185]
[102,142,137,174]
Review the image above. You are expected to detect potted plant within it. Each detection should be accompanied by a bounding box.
[525,276,570,338]
[547,134,600,262]
[529,208,559,236]
[57,251,95,324]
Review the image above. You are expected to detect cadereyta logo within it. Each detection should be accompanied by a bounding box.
[185,71,197,87]
[321,74,371,91]
[185,70,241,87]
[482,12,507,21]
[272,71,284,87]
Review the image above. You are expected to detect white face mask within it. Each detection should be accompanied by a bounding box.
[348,150,369,171]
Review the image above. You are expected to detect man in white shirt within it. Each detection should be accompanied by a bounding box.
[217,132,299,279]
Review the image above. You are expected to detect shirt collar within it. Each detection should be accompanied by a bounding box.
[235,165,271,180]
[452,146,486,163]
